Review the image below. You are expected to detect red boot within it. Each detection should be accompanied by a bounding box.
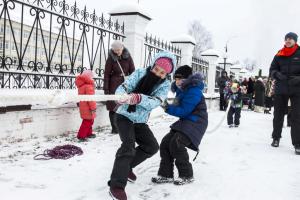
[128,170,137,183]
[109,187,127,200]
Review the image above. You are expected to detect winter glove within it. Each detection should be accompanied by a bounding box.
[288,76,300,86]
[118,93,141,105]
[128,93,142,105]
[275,72,287,81]
[161,100,169,111]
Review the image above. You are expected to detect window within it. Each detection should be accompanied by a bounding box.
[5,41,9,49]
[44,36,49,43]
[15,29,20,37]
[12,44,17,51]
[23,31,29,38]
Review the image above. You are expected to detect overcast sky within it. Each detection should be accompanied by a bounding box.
[75,0,300,74]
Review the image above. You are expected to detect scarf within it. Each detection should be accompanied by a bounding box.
[127,67,165,113]
[276,44,299,57]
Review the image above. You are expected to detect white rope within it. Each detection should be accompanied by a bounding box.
[0,89,129,106]
[206,100,231,134]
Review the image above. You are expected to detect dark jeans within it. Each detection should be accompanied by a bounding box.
[109,111,118,133]
[109,114,159,189]
[158,131,193,178]
[227,107,241,125]
[220,93,226,111]
[272,94,300,146]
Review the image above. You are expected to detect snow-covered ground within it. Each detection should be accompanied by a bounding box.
[1,110,300,200]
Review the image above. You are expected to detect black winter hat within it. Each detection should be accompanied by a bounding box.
[285,32,298,42]
[174,65,193,79]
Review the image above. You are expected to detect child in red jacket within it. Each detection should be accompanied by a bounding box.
[75,70,97,141]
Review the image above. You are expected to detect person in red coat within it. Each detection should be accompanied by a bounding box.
[75,70,97,141]
[104,40,135,134]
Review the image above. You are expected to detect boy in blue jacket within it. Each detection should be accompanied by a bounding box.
[152,65,208,185]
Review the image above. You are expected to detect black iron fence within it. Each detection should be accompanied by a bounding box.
[192,56,209,83]
[0,0,125,89]
[144,33,181,68]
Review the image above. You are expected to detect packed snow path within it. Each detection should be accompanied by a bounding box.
[1,110,300,200]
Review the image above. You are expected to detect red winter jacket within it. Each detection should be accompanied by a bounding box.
[75,74,97,119]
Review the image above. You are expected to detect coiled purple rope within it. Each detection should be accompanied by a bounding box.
[34,144,83,160]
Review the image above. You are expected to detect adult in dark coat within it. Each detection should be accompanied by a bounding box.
[254,78,265,107]
[247,78,254,94]
[264,78,274,114]
[269,32,300,155]
[241,78,248,87]
[104,41,135,134]
[152,65,208,185]
[217,70,229,111]
[247,77,254,109]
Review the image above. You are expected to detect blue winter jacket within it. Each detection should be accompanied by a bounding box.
[115,51,177,123]
[167,73,208,151]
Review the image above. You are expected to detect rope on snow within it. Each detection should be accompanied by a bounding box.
[206,100,232,134]
[33,144,83,160]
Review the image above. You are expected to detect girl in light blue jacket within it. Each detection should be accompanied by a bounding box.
[108,51,176,200]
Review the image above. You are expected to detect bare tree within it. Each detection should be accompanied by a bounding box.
[188,20,213,57]
[243,58,257,72]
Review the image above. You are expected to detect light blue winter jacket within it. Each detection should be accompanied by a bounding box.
[115,51,177,123]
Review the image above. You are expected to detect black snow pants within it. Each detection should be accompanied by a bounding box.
[157,130,193,178]
[227,107,242,125]
[272,94,300,146]
[109,114,159,189]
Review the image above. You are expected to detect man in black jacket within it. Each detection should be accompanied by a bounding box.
[269,32,300,155]
[217,70,229,111]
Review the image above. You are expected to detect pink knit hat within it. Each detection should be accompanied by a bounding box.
[82,69,94,79]
[155,58,173,74]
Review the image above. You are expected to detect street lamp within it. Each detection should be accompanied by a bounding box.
[223,36,237,71]
[223,51,228,71]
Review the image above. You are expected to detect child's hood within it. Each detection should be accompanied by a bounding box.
[75,74,95,88]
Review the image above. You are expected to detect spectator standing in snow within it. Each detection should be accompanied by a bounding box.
[151,65,208,185]
[226,83,243,128]
[264,78,275,114]
[104,40,135,134]
[241,77,248,88]
[217,70,229,111]
[108,51,176,200]
[75,70,97,142]
[269,32,300,155]
[254,77,265,113]
[247,77,255,110]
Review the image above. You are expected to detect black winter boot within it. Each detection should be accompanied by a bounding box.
[295,145,300,155]
[271,139,280,147]
[173,177,194,185]
[151,176,174,184]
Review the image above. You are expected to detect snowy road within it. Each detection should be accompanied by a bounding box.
[1,110,300,200]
